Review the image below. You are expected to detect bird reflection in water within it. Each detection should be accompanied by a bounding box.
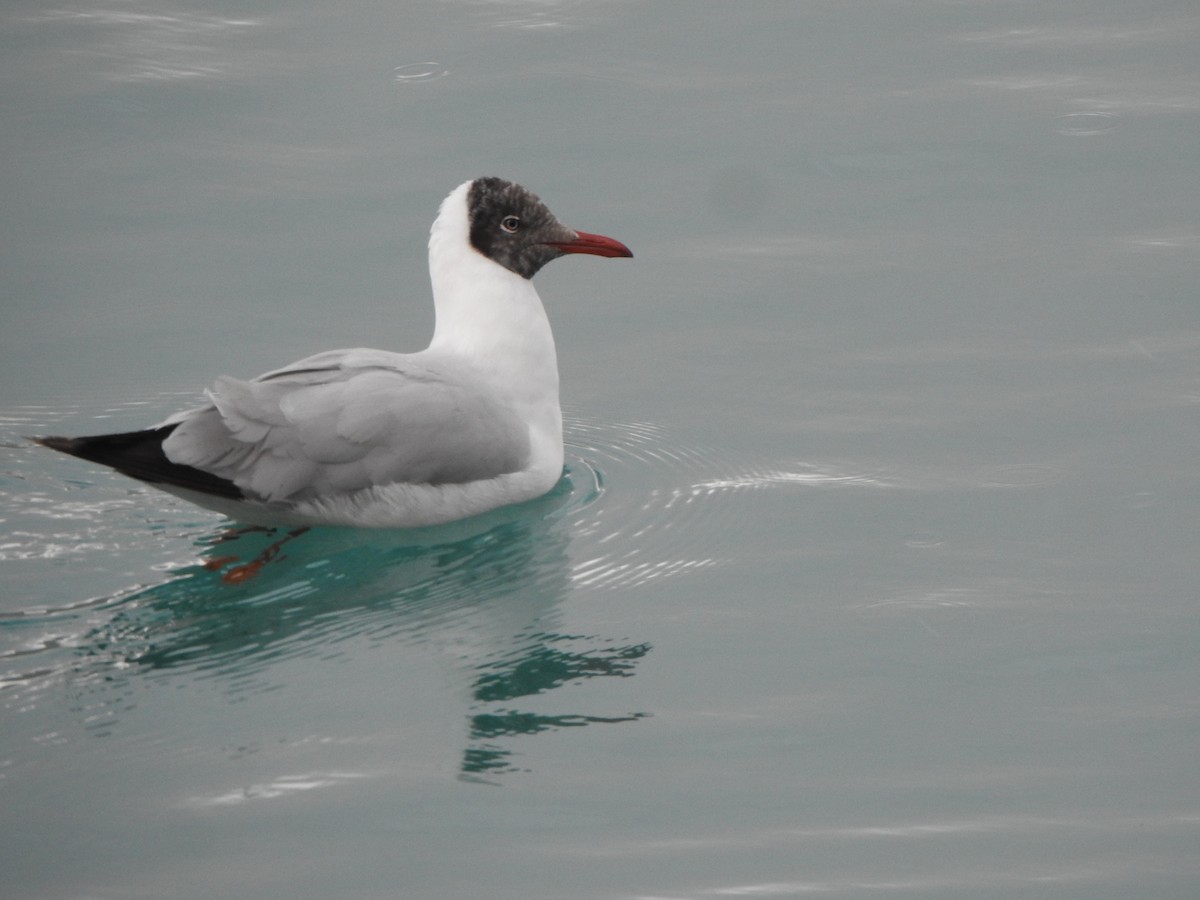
[72,479,650,781]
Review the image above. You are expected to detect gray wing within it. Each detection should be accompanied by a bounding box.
[161,351,531,502]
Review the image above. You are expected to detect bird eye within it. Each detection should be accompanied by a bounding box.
[500,215,520,234]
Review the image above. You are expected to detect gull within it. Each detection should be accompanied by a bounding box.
[35,177,632,528]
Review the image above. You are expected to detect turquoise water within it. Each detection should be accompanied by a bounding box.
[3,1,1199,897]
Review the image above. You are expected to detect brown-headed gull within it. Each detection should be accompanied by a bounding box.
[35,177,632,527]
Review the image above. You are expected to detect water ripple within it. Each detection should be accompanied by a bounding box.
[452,0,584,30]
[4,403,921,779]
[392,62,449,83]
[1054,111,1119,136]
[184,770,373,807]
[26,5,264,85]
[563,417,898,591]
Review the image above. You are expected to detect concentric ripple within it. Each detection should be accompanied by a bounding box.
[560,415,899,591]
[3,403,897,702]
[4,398,918,781]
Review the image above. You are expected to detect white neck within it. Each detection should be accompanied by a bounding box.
[425,181,561,449]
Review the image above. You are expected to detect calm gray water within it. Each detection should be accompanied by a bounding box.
[3,1,1199,897]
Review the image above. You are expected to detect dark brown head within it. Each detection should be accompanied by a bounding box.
[466,177,632,279]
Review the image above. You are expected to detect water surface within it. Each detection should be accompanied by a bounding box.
[2,1,1199,897]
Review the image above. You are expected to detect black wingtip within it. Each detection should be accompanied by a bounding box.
[31,435,82,454]
[32,426,245,501]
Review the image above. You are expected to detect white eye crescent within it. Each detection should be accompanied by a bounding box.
[500,215,520,234]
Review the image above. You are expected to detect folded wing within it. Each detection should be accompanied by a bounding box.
[163,352,532,503]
